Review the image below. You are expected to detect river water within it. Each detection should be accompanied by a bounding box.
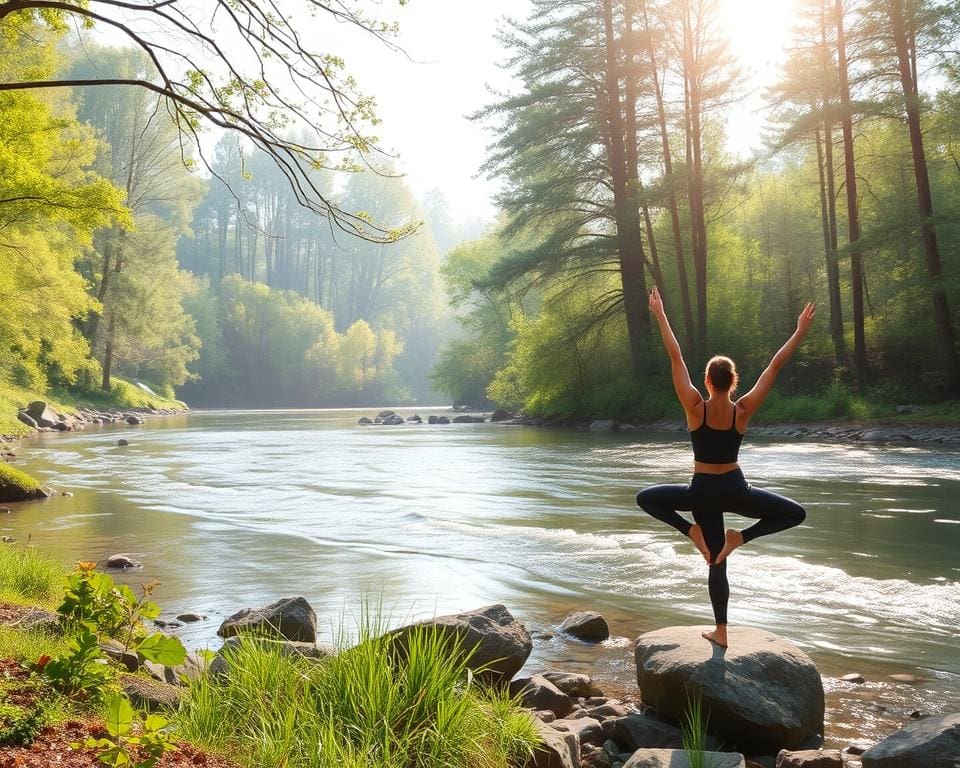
[5,409,960,749]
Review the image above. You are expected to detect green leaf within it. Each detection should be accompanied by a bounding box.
[136,633,187,667]
[142,713,168,732]
[104,693,134,738]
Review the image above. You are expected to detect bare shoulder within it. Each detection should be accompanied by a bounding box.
[684,396,705,430]
[734,398,751,433]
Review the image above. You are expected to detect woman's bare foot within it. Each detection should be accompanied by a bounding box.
[714,529,744,565]
[702,626,728,648]
[687,524,712,563]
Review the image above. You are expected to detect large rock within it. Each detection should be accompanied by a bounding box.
[634,626,824,754]
[511,675,574,718]
[0,463,50,503]
[26,401,58,428]
[559,611,609,642]
[120,673,182,712]
[862,712,960,768]
[527,718,580,768]
[491,409,513,422]
[105,554,142,570]
[612,713,685,750]
[551,717,604,747]
[217,596,317,642]
[16,412,37,429]
[623,749,746,768]
[390,604,531,684]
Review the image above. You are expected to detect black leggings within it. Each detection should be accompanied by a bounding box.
[635,469,805,625]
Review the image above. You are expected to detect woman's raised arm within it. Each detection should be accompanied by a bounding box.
[649,287,701,412]
[738,303,816,418]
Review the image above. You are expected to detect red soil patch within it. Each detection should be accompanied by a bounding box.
[0,658,238,768]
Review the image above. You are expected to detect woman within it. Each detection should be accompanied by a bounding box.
[636,287,815,648]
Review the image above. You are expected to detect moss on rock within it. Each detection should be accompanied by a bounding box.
[0,463,48,503]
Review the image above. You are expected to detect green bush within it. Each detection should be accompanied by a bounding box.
[176,623,539,768]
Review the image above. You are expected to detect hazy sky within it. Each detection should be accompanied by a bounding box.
[341,0,799,223]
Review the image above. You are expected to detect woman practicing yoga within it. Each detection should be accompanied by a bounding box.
[637,287,814,648]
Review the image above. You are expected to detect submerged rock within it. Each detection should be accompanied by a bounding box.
[542,671,602,698]
[862,711,960,768]
[390,604,531,684]
[634,626,824,754]
[105,554,142,570]
[218,595,317,643]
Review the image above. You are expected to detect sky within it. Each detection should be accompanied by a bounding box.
[88,0,799,224]
[337,0,799,223]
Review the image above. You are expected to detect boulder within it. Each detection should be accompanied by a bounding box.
[117,439,129,446]
[776,750,842,768]
[144,652,208,686]
[589,420,617,431]
[527,718,580,768]
[612,713,685,750]
[491,409,512,422]
[16,412,38,429]
[126,415,144,425]
[377,410,396,419]
[383,415,405,425]
[26,401,58,428]
[585,702,627,720]
[176,612,206,623]
[437,416,450,425]
[841,673,865,684]
[452,415,475,424]
[623,750,746,768]
[862,712,960,768]
[408,414,423,424]
[120,673,182,712]
[428,415,439,425]
[218,595,317,643]
[559,611,609,642]
[542,671,602,698]
[105,554,142,570]
[100,638,141,673]
[358,417,373,425]
[634,626,824,754]
[552,717,604,747]
[511,675,573,718]
[390,604,531,685]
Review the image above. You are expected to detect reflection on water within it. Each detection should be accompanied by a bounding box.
[5,409,960,747]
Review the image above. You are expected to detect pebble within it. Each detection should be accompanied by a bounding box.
[841,673,866,684]
[889,673,919,684]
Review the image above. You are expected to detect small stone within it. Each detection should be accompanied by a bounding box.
[536,710,556,723]
[841,673,866,684]
[61,491,73,497]
[0,536,16,543]
[105,554,142,569]
[117,439,129,446]
[358,417,372,425]
[126,416,143,425]
[775,749,843,768]
[888,673,918,684]
[908,710,923,719]
[176,612,207,623]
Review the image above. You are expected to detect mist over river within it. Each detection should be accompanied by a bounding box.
[6,409,960,748]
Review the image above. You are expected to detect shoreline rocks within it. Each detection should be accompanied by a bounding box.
[5,400,190,443]
[218,595,317,643]
[862,711,960,768]
[634,626,825,754]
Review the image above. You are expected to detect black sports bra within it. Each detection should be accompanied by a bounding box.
[690,400,744,464]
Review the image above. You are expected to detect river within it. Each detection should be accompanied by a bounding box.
[5,409,960,749]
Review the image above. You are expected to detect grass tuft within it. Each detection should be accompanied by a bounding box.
[0,545,63,605]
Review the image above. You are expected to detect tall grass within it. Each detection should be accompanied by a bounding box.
[681,688,712,768]
[175,623,540,768]
[0,544,63,605]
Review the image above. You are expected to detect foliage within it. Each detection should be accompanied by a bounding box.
[0,543,62,604]
[38,626,114,700]
[681,688,712,768]
[175,625,539,768]
[84,692,177,768]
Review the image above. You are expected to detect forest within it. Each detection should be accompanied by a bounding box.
[2,0,959,421]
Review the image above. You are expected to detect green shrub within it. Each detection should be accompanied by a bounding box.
[176,623,540,768]
[0,544,62,604]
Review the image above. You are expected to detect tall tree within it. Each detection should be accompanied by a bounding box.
[861,0,960,390]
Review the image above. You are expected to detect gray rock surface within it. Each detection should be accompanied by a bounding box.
[217,595,317,642]
[862,711,960,768]
[634,626,824,754]
[623,749,746,768]
[776,750,843,768]
[120,673,182,712]
[511,675,574,718]
[491,409,513,422]
[542,671,602,698]
[105,554,142,569]
[26,401,58,428]
[611,714,686,751]
[16,412,37,429]
[552,717,604,746]
[390,603,531,684]
[528,718,580,768]
[589,420,617,431]
[560,611,609,642]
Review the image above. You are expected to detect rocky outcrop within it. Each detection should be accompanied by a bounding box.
[26,401,58,428]
[511,675,574,718]
[542,671,602,698]
[862,712,960,768]
[634,626,824,754]
[559,611,609,642]
[623,749,746,768]
[217,595,318,643]
[390,604,531,684]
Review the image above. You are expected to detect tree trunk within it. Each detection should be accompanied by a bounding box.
[101,312,115,392]
[835,0,868,380]
[815,123,845,360]
[889,0,960,391]
[641,0,694,353]
[604,0,650,378]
